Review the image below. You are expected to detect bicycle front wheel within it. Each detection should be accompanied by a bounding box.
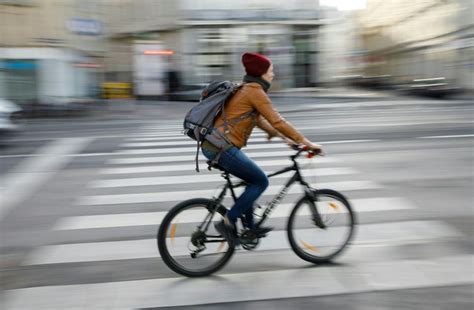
[157,198,234,277]
[287,189,355,264]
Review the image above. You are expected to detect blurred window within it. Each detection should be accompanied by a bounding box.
[194,28,232,81]
[2,60,38,102]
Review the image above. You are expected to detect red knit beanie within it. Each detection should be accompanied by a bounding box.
[242,52,272,77]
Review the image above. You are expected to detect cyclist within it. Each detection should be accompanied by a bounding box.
[201,52,324,241]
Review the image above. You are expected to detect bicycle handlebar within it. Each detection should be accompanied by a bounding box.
[289,144,322,159]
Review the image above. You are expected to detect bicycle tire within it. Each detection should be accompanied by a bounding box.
[287,189,356,264]
[157,198,235,277]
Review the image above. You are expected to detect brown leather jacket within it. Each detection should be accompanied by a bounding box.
[214,82,305,148]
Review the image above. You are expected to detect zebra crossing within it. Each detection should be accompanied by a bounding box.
[3,120,472,309]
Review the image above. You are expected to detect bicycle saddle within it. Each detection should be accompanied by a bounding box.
[206,160,227,172]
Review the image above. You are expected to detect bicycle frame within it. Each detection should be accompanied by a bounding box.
[209,150,322,230]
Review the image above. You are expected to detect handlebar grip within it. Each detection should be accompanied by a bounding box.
[290,144,322,157]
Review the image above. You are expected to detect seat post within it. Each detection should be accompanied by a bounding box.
[222,171,231,181]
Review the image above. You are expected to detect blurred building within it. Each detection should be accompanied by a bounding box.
[318,8,361,85]
[355,0,474,91]
[103,0,352,97]
[0,0,105,105]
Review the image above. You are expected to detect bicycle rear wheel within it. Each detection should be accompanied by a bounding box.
[287,189,355,264]
[157,198,234,277]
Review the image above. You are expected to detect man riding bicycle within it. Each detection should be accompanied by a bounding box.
[201,52,324,242]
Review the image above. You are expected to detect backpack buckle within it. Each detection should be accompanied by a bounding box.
[200,128,208,135]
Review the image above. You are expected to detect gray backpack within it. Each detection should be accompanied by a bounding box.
[183,80,254,172]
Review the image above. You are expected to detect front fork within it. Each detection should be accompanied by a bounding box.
[306,190,326,229]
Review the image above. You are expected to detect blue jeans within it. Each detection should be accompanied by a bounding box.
[202,146,269,228]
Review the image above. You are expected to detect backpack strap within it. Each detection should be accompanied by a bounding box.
[209,149,223,168]
[220,84,244,134]
[195,139,201,172]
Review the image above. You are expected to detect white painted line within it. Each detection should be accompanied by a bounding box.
[76,181,379,206]
[25,220,458,265]
[0,152,115,159]
[141,125,183,129]
[0,138,92,221]
[0,154,41,159]
[126,130,266,138]
[54,197,415,230]
[127,132,186,137]
[71,153,115,157]
[140,125,183,129]
[90,168,356,188]
[126,132,267,141]
[353,121,474,127]
[107,151,333,165]
[7,254,473,309]
[121,138,379,148]
[417,134,474,139]
[100,159,327,174]
[324,139,379,144]
[114,143,285,155]
[120,138,271,148]
[114,139,379,155]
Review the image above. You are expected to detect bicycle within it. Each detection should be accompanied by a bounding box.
[157,145,356,277]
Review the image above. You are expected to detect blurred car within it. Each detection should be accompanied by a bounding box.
[397,77,463,99]
[0,99,23,135]
[347,75,393,90]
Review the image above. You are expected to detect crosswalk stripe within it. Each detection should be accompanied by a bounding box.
[107,151,333,165]
[128,132,186,137]
[23,220,460,265]
[89,168,356,188]
[77,181,380,206]
[54,197,416,230]
[417,134,474,139]
[120,138,271,148]
[127,129,266,138]
[115,142,287,154]
[126,132,268,141]
[141,126,182,129]
[100,159,335,174]
[120,138,379,149]
[0,138,92,221]
[141,124,183,128]
[114,139,378,155]
[7,254,473,308]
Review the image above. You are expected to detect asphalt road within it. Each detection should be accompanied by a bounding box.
[0,94,473,309]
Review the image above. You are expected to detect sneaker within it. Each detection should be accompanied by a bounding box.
[252,226,274,238]
[214,220,236,243]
